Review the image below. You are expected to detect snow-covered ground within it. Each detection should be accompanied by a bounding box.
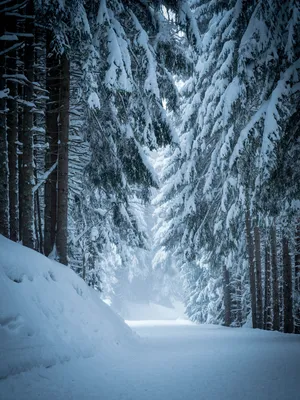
[1,236,300,400]
[2,320,300,400]
[119,299,186,321]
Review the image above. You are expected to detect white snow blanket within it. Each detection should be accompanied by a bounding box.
[119,299,186,320]
[1,236,300,400]
[0,235,133,379]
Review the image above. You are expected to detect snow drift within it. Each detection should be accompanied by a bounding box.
[0,235,134,379]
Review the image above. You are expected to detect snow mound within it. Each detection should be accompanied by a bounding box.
[0,235,134,379]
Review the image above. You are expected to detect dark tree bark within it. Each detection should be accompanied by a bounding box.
[21,0,35,248]
[264,242,271,330]
[245,209,257,328]
[0,11,10,237]
[235,277,243,327]
[223,265,231,327]
[6,11,19,242]
[44,31,59,256]
[33,25,46,254]
[295,222,300,334]
[18,38,24,242]
[282,236,294,333]
[56,53,69,265]
[271,225,280,331]
[254,225,263,329]
[34,169,43,252]
[82,244,86,281]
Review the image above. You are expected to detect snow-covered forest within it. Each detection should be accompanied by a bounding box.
[1,0,300,398]
[1,0,299,333]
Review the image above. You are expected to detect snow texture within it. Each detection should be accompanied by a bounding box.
[0,235,134,379]
[1,237,300,400]
[87,91,101,109]
[1,318,300,400]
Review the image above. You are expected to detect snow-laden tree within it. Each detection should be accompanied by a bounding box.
[155,0,300,330]
[66,0,193,295]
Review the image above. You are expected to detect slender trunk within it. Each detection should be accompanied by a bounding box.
[254,225,263,329]
[36,189,43,252]
[282,236,294,333]
[18,38,24,241]
[22,0,35,248]
[264,243,271,330]
[33,26,46,254]
[44,32,59,256]
[56,53,69,265]
[295,222,300,334]
[18,90,24,240]
[34,169,43,252]
[6,11,19,242]
[245,209,257,328]
[34,194,40,249]
[236,276,243,326]
[82,242,86,281]
[0,15,10,237]
[223,265,231,327]
[279,236,284,331]
[271,225,280,331]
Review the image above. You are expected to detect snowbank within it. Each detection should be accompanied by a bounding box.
[0,235,134,379]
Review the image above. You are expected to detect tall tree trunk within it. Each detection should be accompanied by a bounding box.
[44,31,59,256]
[282,236,294,333]
[33,25,46,254]
[295,221,300,334]
[271,225,280,331]
[0,15,10,237]
[82,240,86,281]
[254,225,263,329]
[236,276,243,327]
[56,53,69,265]
[223,265,231,327]
[245,209,257,328]
[264,242,271,330]
[6,11,19,242]
[36,189,43,252]
[18,33,24,242]
[21,0,35,248]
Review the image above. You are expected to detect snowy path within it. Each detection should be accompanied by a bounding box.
[1,320,300,400]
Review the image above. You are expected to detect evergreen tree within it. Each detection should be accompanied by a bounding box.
[155,0,300,330]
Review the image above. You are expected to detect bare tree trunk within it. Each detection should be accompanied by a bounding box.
[18,31,24,242]
[44,31,59,256]
[0,14,10,237]
[295,222,300,334]
[236,276,243,327]
[264,242,271,330]
[82,241,86,281]
[34,169,43,252]
[223,265,231,326]
[33,25,46,254]
[271,225,280,331]
[282,236,294,333]
[6,11,19,242]
[34,194,40,249]
[245,209,257,328]
[21,0,35,248]
[36,189,43,251]
[254,225,263,329]
[56,53,69,265]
